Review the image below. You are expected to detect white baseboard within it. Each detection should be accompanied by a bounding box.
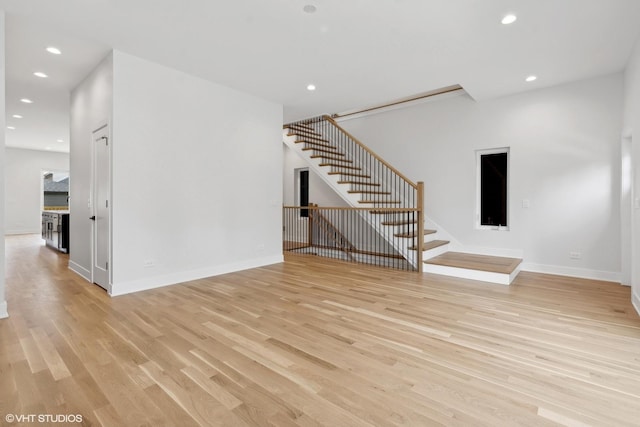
[109,254,284,297]
[521,262,621,283]
[69,261,91,282]
[632,290,640,317]
[0,300,8,319]
[5,229,41,236]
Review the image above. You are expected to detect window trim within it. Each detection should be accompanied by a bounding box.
[475,147,510,231]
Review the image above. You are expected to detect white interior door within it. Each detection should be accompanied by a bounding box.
[92,125,110,289]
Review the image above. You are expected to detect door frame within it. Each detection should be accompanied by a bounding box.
[91,123,112,290]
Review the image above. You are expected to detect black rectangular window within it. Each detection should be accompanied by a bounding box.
[480,152,508,227]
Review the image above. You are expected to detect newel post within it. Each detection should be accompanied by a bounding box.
[417,182,425,273]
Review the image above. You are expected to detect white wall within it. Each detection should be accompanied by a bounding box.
[338,74,624,281]
[1,11,7,318]
[109,51,283,295]
[5,148,69,234]
[623,38,640,314]
[70,53,113,281]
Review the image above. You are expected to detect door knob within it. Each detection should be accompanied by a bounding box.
[89,216,96,220]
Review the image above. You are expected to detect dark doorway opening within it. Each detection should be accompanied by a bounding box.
[299,169,309,218]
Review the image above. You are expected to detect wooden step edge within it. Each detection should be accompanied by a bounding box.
[303,148,346,156]
[289,133,329,142]
[287,123,315,130]
[395,229,437,238]
[381,220,417,226]
[328,172,370,177]
[338,181,380,186]
[358,200,401,204]
[311,156,353,163]
[288,124,320,134]
[297,141,338,150]
[419,240,450,251]
[348,190,391,195]
[320,164,362,170]
[296,141,338,151]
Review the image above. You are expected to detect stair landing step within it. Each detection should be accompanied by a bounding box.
[425,252,522,275]
[414,240,449,251]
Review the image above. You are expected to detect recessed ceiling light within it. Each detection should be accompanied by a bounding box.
[12,114,23,119]
[525,75,537,82]
[20,98,33,104]
[501,14,517,25]
[303,4,317,14]
[307,84,316,91]
[7,126,16,130]
[34,72,48,78]
[56,139,64,143]
[46,46,62,55]
[45,147,52,150]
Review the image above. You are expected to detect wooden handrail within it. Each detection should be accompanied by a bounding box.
[331,85,463,119]
[322,115,418,189]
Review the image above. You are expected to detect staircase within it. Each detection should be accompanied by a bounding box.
[283,116,522,284]
[283,116,449,270]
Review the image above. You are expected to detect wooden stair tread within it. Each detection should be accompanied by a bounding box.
[424,252,522,274]
[328,172,370,177]
[421,240,449,251]
[312,156,353,163]
[348,190,391,195]
[290,133,330,142]
[359,200,401,204]
[381,219,416,226]
[320,164,362,170]
[288,125,321,135]
[304,148,345,156]
[295,140,336,150]
[338,181,379,186]
[395,229,436,238]
[409,239,449,251]
[287,122,314,130]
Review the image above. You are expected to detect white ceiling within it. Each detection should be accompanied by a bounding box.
[3,0,640,154]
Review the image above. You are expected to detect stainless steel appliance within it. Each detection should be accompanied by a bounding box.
[42,211,70,253]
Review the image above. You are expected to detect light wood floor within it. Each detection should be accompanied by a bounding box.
[1,234,639,426]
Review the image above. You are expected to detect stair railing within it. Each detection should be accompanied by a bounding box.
[285,115,425,271]
[283,205,416,270]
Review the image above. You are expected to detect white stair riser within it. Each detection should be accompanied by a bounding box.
[423,262,522,285]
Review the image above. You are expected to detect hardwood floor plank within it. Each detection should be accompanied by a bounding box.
[1,235,639,426]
